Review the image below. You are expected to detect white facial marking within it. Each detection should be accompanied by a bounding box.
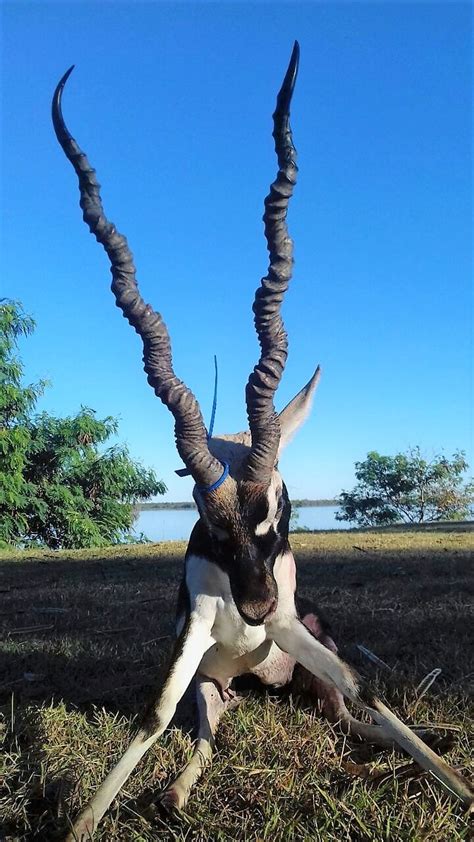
[255,518,273,536]
[255,475,282,536]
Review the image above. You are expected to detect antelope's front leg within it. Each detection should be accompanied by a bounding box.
[271,616,474,808]
[66,614,214,842]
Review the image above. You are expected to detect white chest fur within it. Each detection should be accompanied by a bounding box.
[185,554,267,655]
[212,598,267,655]
[185,551,297,656]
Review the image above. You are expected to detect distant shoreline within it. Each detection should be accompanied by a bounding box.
[137,499,339,511]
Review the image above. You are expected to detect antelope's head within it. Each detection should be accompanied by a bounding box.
[52,42,320,626]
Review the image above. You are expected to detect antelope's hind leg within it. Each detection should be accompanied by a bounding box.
[292,611,345,721]
[160,674,240,813]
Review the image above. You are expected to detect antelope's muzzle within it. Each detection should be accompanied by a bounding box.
[231,564,278,626]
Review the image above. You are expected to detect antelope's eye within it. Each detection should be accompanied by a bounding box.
[251,499,270,525]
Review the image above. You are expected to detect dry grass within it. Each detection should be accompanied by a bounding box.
[0,529,473,841]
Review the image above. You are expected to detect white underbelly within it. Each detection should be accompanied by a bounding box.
[199,638,295,689]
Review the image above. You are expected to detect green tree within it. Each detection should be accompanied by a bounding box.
[0,301,48,543]
[0,301,166,549]
[336,448,473,528]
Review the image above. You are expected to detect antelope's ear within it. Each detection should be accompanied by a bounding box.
[277,366,321,455]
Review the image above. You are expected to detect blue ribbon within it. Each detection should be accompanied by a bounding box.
[175,355,219,478]
[207,354,218,440]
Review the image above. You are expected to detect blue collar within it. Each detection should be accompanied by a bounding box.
[197,461,229,493]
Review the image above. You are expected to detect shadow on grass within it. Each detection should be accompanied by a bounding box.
[0,539,472,840]
[1,542,472,713]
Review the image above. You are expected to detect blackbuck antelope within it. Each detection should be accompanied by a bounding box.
[53,43,473,840]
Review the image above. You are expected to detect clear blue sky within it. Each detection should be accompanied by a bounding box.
[2,2,472,501]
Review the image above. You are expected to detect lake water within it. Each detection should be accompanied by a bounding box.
[134,505,349,542]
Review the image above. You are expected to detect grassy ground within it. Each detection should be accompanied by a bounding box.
[0,529,472,841]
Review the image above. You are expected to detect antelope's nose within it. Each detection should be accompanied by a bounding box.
[240,597,278,626]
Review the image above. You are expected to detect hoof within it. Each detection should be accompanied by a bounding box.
[215,681,243,707]
[158,786,183,815]
[414,730,456,754]
[214,681,237,703]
